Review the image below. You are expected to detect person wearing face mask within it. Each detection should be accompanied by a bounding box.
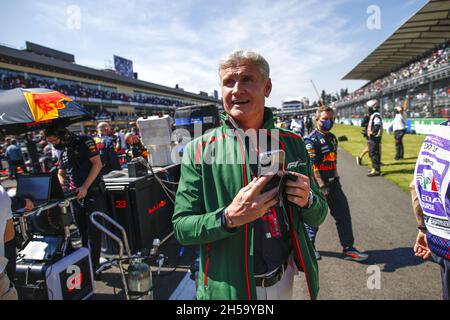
[44,125,105,277]
[304,106,369,262]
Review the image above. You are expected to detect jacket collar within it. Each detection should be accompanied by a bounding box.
[220,107,275,132]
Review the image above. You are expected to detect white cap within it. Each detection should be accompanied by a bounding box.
[366,99,378,108]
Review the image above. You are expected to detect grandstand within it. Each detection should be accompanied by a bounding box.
[335,0,450,133]
[0,41,222,127]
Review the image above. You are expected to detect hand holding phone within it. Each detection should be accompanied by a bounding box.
[225,176,279,228]
[257,149,285,194]
[282,171,311,207]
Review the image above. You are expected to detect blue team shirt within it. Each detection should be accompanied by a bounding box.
[60,135,100,190]
[94,135,121,175]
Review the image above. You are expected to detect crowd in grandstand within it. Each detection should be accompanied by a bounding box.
[0,70,191,108]
[340,43,449,102]
[92,110,174,122]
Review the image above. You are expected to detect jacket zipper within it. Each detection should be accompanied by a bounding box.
[232,126,252,300]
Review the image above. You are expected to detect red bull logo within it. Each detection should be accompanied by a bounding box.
[322,152,337,162]
[32,92,69,113]
[94,137,105,150]
[319,162,337,171]
[24,91,71,122]
[148,200,167,215]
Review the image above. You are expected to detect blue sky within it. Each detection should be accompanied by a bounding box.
[0,0,428,107]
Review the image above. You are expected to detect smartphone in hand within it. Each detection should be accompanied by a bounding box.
[257,149,285,193]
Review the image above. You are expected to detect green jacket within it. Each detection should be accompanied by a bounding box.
[173,108,328,300]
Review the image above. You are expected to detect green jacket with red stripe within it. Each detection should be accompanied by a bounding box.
[173,108,328,300]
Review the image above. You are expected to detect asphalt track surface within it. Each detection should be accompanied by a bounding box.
[293,148,441,300]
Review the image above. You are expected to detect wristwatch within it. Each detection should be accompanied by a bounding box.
[418,224,427,232]
[302,191,314,209]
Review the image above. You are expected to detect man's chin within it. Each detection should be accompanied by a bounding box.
[228,109,249,122]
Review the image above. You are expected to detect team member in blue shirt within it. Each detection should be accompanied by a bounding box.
[304,105,368,262]
[95,122,122,176]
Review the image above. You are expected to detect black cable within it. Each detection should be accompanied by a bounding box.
[141,159,176,204]
[112,271,124,298]
[158,179,179,185]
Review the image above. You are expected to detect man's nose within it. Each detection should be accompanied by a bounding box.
[232,81,244,95]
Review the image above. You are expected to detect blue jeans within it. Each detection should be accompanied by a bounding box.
[305,179,355,249]
[432,253,450,300]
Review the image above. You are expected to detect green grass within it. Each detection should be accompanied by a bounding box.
[332,124,426,193]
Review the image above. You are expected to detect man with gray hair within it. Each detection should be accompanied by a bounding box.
[173,50,328,300]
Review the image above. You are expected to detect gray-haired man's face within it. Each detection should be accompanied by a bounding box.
[219,62,271,129]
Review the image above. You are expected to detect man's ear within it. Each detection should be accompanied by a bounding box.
[265,78,272,97]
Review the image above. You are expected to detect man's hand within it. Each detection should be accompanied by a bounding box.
[24,198,34,211]
[225,176,279,228]
[284,171,311,207]
[414,230,431,260]
[77,186,88,200]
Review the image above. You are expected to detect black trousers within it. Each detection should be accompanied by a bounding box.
[394,129,406,160]
[72,190,106,271]
[8,159,26,177]
[368,138,381,172]
[306,179,355,249]
[4,239,16,282]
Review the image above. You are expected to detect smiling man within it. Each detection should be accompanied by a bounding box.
[173,50,328,300]
[219,56,271,131]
